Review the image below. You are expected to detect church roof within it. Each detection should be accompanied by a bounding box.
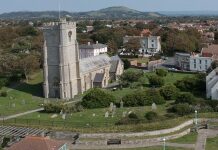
[80,54,111,74]
[79,43,107,49]
[110,55,123,73]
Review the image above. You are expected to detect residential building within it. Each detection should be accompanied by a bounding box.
[79,41,107,59]
[175,53,190,70]
[190,53,213,72]
[109,55,124,80]
[206,68,218,100]
[201,44,218,57]
[7,136,68,150]
[123,35,161,55]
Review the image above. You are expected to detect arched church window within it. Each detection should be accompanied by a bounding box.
[53,77,59,88]
[68,31,72,42]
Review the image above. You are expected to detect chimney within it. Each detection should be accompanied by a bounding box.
[96,41,98,44]
[88,42,91,45]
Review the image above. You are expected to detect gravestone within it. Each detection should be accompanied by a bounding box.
[128,111,132,114]
[122,111,127,117]
[112,105,116,117]
[152,103,157,111]
[109,102,114,112]
[92,113,96,117]
[120,100,124,108]
[62,114,66,120]
[12,103,16,108]
[51,114,58,118]
[60,110,63,115]
[22,99,26,105]
[105,111,109,118]
[38,114,41,118]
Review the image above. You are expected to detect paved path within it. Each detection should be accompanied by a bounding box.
[0,108,44,121]
[195,129,218,150]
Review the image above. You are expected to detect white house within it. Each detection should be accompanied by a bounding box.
[206,68,218,100]
[79,42,108,59]
[190,54,213,72]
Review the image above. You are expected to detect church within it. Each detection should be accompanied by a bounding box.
[43,18,123,99]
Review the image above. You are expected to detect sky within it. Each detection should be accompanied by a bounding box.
[1,0,218,14]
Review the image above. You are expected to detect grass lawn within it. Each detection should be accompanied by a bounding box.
[144,71,195,85]
[169,132,198,144]
[0,71,43,116]
[206,136,218,150]
[129,57,149,64]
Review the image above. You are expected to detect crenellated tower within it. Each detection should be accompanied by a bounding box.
[43,18,81,99]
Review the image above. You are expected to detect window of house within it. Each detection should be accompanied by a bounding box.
[205,60,207,64]
[151,44,154,47]
[199,60,202,64]
[194,64,196,68]
[194,59,196,63]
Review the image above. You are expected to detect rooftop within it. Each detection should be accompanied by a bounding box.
[79,43,107,49]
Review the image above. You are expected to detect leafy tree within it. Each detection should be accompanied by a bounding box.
[160,85,179,100]
[171,103,193,116]
[107,39,118,55]
[124,38,141,56]
[175,92,196,105]
[122,58,131,70]
[81,88,116,109]
[147,75,164,87]
[120,69,144,84]
[156,68,168,77]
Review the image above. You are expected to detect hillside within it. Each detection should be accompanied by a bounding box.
[0,6,163,20]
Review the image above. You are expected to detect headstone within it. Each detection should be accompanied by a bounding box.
[122,111,127,117]
[105,111,109,118]
[112,105,116,117]
[109,102,114,112]
[60,110,63,115]
[120,100,124,108]
[92,113,96,117]
[51,114,58,118]
[152,103,157,111]
[38,114,41,118]
[62,114,66,120]
[128,111,132,114]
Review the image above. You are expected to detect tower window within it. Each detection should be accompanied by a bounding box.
[68,31,72,42]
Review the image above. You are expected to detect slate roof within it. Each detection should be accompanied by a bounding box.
[110,55,123,73]
[79,43,107,49]
[8,136,65,150]
[80,54,111,74]
[93,73,105,83]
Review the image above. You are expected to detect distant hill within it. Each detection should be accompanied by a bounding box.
[0,6,163,20]
[160,11,218,16]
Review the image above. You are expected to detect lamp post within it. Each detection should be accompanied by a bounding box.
[163,138,166,150]
[195,110,198,130]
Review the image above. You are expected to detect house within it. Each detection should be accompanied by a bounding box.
[7,136,68,150]
[79,41,108,59]
[201,44,218,57]
[175,53,190,70]
[109,55,124,81]
[123,35,161,55]
[206,68,218,100]
[190,53,213,72]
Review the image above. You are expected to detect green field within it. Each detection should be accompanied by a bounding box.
[170,132,198,144]
[0,71,43,116]
[110,147,193,150]
[206,136,218,150]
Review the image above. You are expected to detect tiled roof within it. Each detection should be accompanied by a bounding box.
[8,136,65,150]
[202,44,218,56]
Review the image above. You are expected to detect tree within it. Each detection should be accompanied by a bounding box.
[175,92,196,105]
[122,59,131,70]
[107,39,118,55]
[171,103,193,116]
[120,69,144,84]
[160,85,179,100]
[156,69,168,77]
[124,38,141,56]
[147,75,164,87]
[81,88,116,109]
[18,54,40,82]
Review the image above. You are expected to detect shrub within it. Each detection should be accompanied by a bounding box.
[160,85,179,100]
[145,111,158,121]
[120,69,144,84]
[175,92,196,104]
[0,91,7,97]
[1,137,10,148]
[81,88,116,109]
[128,113,138,119]
[147,75,164,87]
[122,58,131,69]
[44,103,63,113]
[0,78,9,89]
[171,103,193,116]
[156,69,168,77]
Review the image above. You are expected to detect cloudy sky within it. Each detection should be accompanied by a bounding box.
[1,0,218,13]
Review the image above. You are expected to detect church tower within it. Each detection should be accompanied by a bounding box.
[43,18,81,99]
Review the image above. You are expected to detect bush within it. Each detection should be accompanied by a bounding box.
[120,69,144,84]
[160,85,179,100]
[128,113,138,119]
[0,78,9,89]
[175,92,196,104]
[171,103,193,116]
[0,91,7,97]
[145,111,158,121]
[122,89,165,107]
[44,103,63,113]
[81,88,116,109]
[156,69,168,77]
[122,58,131,69]
[147,75,164,87]
[1,137,10,148]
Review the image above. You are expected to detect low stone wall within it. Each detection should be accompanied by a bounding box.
[80,119,194,138]
[74,129,191,149]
